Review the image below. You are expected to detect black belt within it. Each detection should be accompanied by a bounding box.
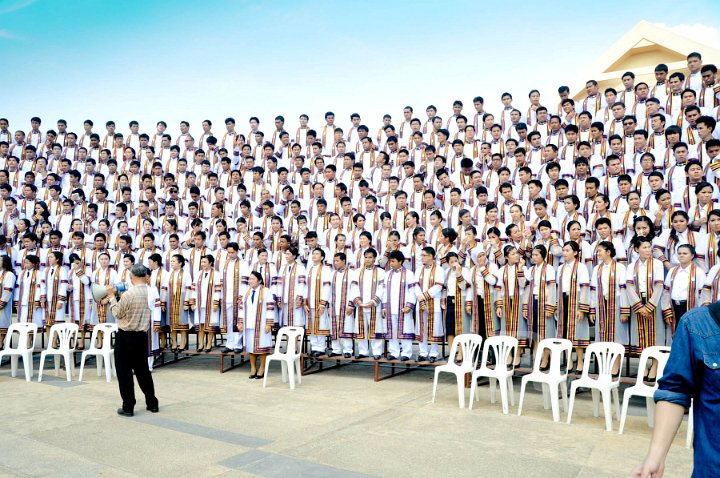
[673,300,687,306]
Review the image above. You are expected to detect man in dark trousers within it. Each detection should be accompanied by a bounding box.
[108,264,159,417]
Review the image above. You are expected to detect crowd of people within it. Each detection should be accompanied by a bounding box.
[1,50,719,380]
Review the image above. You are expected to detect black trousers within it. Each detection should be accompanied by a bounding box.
[672,300,688,332]
[115,329,158,412]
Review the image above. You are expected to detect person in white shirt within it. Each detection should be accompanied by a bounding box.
[661,244,706,347]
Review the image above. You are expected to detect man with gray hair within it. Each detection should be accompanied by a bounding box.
[108,264,159,417]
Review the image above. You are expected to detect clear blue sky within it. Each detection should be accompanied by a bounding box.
[2,0,720,137]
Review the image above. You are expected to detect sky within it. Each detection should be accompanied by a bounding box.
[2,0,720,139]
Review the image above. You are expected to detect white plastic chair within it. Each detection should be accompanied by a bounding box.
[518,338,573,422]
[618,346,671,434]
[0,323,38,381]
[79,323,118,382]
[38,323,79,382]
[431,334,483,408]
[567,341,625,431]
[469,335,518,414]
[263,326,305,389]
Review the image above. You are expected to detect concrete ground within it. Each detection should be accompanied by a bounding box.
[0,354,693,478]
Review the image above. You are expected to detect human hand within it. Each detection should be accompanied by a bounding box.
[630,456,665,478]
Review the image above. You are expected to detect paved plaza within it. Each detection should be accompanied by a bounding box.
[0,356,693,477]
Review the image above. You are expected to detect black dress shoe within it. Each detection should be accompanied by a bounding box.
[646,376,657,384]
[373,355,382,360]
[233,348,243,354]
[417,355,428,362]
[146,405,159,413]
[343,353,352,358]
[117,408,134,417]
[401,356,410,361]
[429,357,437,363]
[539,364,550,372]
[254,374,264,380]
[249,373,257,379]
[388,355,399,360]
[356,354,368,359]
[221,347,232,353]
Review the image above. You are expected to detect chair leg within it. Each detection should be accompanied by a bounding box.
[489,377,497,404]
[612,389,621,422]
[456,374,465,409]
[499,378,509,414]
[280,361,288,383]
[468,375,478,410]
[104,354,112,383]
[566,383,578,425]
[619,393,631,434]
[262,358,271,389]
[295,358,302,385]
[542,383,550,410]
[38,354,46,382]
[601,389,613,431]
[23,354,33,382]
[432,369,440,404]
[64,353,72,382]
[78,353,86,382]
[97,355,103,377]
[10,355,18,377]
[550,382,560,422]
[686,409,693,449]
[646,397,655,428]
[507,376,515,406]
[591,389,600,417]
[517,378,528,416]
[560,380,568,413]
[288,360,296,390]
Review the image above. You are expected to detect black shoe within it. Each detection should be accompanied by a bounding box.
[417,355,428,362]
[388,355,399,360]
[646,376,656,384]
[249,373,257,379]
[429,356,437,363]
[146,405,159,413]
[401,356,410,362]
[233,348,243,354]
[117,408,134,417]
[612,371,621,380]
[328,352,341,357]
[373,355,382,360]
[312,351,323,357]
[221,347,232,354]
[343,353,352,359]
[539,364,550,372]
[356,354,368,359]
[254,374,264,380]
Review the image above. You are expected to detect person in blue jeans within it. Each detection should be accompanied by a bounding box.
[632,304,720,478]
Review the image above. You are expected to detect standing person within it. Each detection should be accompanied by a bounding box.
[351,248,386,359]
[240,271,275,379]
[661,244,706,347]
[68,253,92,349]
[163,254,192,352]
[41,250,68,328]
[589,241,629,376]
[219,242,246,354]
[14,255,44,327]
[468,249,498,340]
[414,247,445,362]
[556,241,591,374]
[383,250,416,361]
[192,255,220,352]
[329,252,355,358]
[626,237,665,381]
[305,248,332,356]
[108,264,159,417]
[523,245,557,369]
[0,255,16,346]
[631,303,720,478]
[495,245,527,366]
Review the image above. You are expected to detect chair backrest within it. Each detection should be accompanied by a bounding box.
[449,334,483,368]
[3,323,38,351]
[47,323,79,350]
[276,326,305,356]
[90,323,118,350]
[482,335,518,370]
[635,346,672,387]
[534,338,573,374]
[582,341,625,380]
